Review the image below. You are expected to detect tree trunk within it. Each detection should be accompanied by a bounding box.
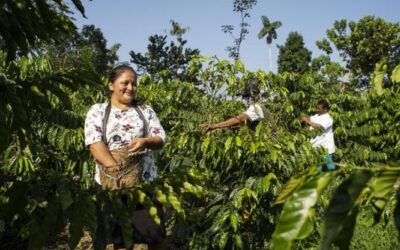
[269,45,272,72]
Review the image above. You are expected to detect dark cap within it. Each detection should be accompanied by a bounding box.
[237,83,260,97]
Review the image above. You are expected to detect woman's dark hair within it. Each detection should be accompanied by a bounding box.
[317,99,330,110]
[108,64,137,83]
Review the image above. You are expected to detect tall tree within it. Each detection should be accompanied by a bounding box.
[312,38,344,84]
[129,21,200,81]
[76,25,120,73]
[258,16,282,71]
[222,0,257,60]
[326,16,400,85]
[277,32,312,74]
[42,25,120,74]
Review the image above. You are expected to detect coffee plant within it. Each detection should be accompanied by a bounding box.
[1,1,400,249]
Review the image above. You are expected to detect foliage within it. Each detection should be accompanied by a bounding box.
[258,16,282,46]
[326,16,400,85]
[0,2,199,249]
[1,1,400,249]
[129,33,200,82]
[75,25,120,73]
[0,51,205,249]
[350,213,400,250]
[316,38,333,55]
[277,32,312,74]
[0,0,86,61]
[311,55,345,85]
[272,62,400,249]
[169,20,190,40]
[222,0,258,60]
[129,20,199,81]
[43,24,120,74]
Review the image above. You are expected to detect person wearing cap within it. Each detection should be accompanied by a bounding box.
[201,82,272,131]
[301,99,336,171]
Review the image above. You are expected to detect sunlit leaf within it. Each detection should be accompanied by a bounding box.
[370,168,400,213]
[390,64,400,83]
[370,58,387,96]
[272,173,333,250]
[321,170,372,250]
[274,173,308,205]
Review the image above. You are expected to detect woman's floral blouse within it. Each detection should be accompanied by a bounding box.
[84,103,166,183]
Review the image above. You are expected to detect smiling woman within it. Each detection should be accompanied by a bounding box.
[84,65,167,249]
[85,65,166,182]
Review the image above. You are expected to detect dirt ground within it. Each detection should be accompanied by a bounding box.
[43,231,149,250]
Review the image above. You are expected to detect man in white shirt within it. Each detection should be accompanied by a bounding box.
[200,82,272,131]
[301,99,336,171]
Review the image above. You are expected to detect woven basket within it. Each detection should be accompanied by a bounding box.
[99,147,143,190]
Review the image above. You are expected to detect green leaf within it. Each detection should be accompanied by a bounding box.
[135,190,147,203]
[225,136,233,152]
[230,212,239,232]
[274,173,308,205]
[391,64,400,83]
[272,173,333,250]
[297,214,314,239]
[154,187,168,205]
[218,232,229,249]
[201,136,210,152]
[370,168,400,211]
[370,58,387,96]
[235,234,243,249]
[321,170,372,250]
[168,192,185,218]
[235,59,245,73]
[253,172,277,195]
[235,136,242,146]
[187,167,206,182]
[71,0,86,17]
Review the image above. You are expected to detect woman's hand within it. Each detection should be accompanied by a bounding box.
[128,137,148,154]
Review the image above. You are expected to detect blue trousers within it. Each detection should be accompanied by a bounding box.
[318,154,336,172]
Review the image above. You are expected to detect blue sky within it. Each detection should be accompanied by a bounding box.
[73,0,400,72]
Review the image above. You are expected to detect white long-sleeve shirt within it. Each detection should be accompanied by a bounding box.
[309,113,335,154]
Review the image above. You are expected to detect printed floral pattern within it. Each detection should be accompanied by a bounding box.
[84,102,166,183]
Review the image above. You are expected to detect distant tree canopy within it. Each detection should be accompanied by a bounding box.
[42,25,120,74]
[326,16,400,84]
[76,25,120,73]
[45,25,120,73]
[129,34,200,81]
[277,32,311,74]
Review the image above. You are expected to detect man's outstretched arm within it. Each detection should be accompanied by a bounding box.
[201,113,250,131]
